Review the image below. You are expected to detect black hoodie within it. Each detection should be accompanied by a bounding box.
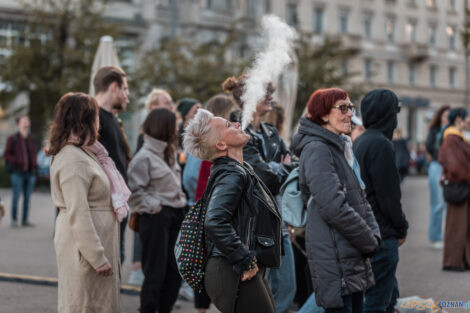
[353,89,408,239]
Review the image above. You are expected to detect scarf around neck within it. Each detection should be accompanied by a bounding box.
[69,136,130,221]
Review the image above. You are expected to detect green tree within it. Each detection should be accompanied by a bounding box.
[130,28,250,106]
[0,0,116,141]
[295,35,364,122]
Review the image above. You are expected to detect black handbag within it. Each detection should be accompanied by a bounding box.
[443,180,470,204]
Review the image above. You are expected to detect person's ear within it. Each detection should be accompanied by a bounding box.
[322,113,330,123]
[109,81,118,93]
[215,140,227,153]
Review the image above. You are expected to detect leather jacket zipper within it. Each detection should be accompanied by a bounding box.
[246,217,253,247]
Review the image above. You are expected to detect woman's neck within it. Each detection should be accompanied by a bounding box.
[252,114,262,132]
[214,148,244,164]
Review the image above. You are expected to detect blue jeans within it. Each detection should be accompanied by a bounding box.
[10,172,36,223]
[428,161,446,242]
[266,235,297,313]
[298,292,325,313]
[325,292,364,313]
[364,238,399,313]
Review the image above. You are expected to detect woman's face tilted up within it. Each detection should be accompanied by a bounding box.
[210,116,250,152]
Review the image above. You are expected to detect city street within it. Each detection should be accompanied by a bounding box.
[0,176,469,313]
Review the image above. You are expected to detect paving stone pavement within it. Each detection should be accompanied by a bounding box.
[0,176,469,313]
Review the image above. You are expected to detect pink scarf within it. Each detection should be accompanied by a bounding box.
[69,136,130,221]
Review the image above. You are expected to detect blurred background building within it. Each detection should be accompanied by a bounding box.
[0,0,467,145]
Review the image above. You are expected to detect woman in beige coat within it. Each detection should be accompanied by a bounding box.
[48,92,130,313]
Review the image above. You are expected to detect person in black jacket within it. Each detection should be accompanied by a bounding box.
[93,66,130,263]
[291,88,380,313]
[183,108,281,313]
[222,76,297,313]
[352,89,409,313]
[425,105,450,248]
[222,75,294,196]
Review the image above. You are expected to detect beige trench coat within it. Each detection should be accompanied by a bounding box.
[50,145,120,313]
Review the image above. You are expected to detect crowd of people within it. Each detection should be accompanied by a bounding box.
[1,64,470,313]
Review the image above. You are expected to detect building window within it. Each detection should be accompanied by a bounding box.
[409,63,416,85]
[406,20,417,42]
[428,24,437,47]
[449,0,456,10]
[339,9,350,34]
[364,59,373,82]
[313,7,324,33]
[363,13,373,40]
[387,60,395,84]
[430,65,437,87]
[385,16,395,43]
[286,3,299,28]
[264,0,271,13]
[427,0,438,8]
[447,25,456,50]
[449,67,456,88]
[341,58,349,76]
[205,0,231,11]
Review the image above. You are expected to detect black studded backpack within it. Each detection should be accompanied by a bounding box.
[174,174,217,292]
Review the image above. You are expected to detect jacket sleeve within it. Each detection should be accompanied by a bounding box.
[205,171,253,273]
[243,137,284,195]
[182,154,201,204]
[3,136,14,164]
[302,143,378,255]
[425,128,437,157]
[59,161,109,270]
[128,157,162,214]
[368,140,409,238]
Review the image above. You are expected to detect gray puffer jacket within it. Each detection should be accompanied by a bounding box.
[291,118,380,309]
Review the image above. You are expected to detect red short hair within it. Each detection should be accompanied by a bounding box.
[307,88,349,125]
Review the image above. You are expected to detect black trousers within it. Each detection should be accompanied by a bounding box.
[139,207,185,313]
[205,257,275,313]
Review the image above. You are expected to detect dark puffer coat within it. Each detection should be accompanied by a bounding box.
[291,117,380,309]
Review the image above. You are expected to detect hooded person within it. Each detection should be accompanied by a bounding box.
[352,89,409,313]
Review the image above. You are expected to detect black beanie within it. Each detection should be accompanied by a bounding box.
[177,98,199,120]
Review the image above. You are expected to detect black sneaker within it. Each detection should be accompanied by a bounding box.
[22,221,35,227]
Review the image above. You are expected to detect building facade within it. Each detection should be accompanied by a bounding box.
[0,0,466,146]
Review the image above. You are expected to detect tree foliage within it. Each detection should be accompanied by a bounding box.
[295,35,364,122]
[0,0,116,141]
[130,28,250,106]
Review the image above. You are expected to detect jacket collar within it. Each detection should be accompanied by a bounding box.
[443,126,465,140]
[143,135,168,158]
[246,122,274,138]
[297,117,345,151]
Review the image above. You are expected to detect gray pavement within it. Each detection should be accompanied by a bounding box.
[0,177,469,312]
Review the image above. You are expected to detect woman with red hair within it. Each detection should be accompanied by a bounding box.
[291,88,380,313]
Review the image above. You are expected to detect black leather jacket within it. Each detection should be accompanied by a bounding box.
[205,156,282,274]
[243,123,296,196]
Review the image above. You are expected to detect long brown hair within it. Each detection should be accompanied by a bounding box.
[428,104,451,130]
[47,92,99,156]
[142,108,177,166]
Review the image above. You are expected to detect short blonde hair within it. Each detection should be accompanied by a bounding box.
[145,88,170,112]
[183,109,219,160]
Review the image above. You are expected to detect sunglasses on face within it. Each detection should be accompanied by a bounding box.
[333,104,356,114]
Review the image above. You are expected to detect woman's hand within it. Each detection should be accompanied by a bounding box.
[96,262,113,276]
[281,154,291,164]
[241,264,258,281]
